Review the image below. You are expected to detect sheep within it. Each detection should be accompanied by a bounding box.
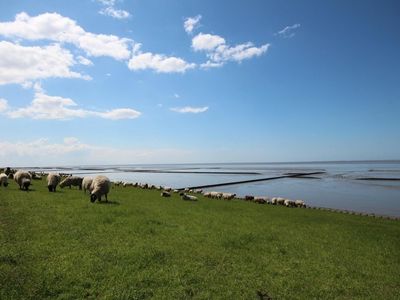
[164,186,172,192]
[90,175,111,203]
[181,193,198,201]
[47,173,61,192]
[0,173,8,187]
[59,176,83,189]
[245,195,254,201]
[173,189,179,193]
[203,192,211,198]
[194,189,203,194]
[276,197,286,205]
[256,196,270,204]
[161,191,171,197]
[210,191,222,199]
[222,193,236,200]
[295,200,306,208]
[14,170,31,191]
[82,177,93,194]
[284,199,296,207]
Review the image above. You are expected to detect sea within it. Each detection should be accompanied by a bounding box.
[29,161,400,217]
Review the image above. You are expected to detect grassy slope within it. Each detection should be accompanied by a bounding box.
[0,178,399,299]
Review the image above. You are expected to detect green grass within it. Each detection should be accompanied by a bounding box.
[1,178,399,299]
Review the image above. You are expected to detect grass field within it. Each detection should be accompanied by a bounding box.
[1,178,399,299]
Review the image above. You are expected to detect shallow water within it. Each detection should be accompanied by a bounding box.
[31,161,400,217]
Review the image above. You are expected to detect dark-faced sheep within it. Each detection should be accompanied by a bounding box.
[82,177,93,194]
[0,173,8,187]
[14,170,31,191]
[47,173,61,192]
[90,175,111,203]
[60,176,83,189]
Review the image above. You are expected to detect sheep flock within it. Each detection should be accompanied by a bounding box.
[2,166,395,219]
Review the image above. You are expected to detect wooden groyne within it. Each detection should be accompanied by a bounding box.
[179,171,325,190]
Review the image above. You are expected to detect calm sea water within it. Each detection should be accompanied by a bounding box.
[32,161,400,217]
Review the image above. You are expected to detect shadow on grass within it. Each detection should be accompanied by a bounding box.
[96,200,120,205]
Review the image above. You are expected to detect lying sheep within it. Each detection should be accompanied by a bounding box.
[14,170,31,191]
[47,173,61,192]
[82,176,93,194]
[0,173,8,187]
[60,176,83,189]
[161,191,171,197]
[90,175,111,203]
[181,193,198,201]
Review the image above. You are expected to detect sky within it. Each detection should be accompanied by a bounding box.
[0,0,399,166]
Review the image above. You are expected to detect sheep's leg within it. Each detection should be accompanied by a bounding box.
[105,194,108,202]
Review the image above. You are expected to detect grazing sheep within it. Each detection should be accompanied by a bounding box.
[222,193,236,200]
[284,199,296,207]
[82,177,93,194]
[203,192,211,198]
[161,191,171,197]
[0,173,8,187]
[14,170,31,191]
[276,197,286,205]
[163,186,172,192]
[194,189,203,194]
[173,189,179,193]
[254,196,269,204]
[181,193,198,201]
[60,176,83,189]
[210,191,222,199]
[245,195,254,201]
[47,173,61,192]
[90,175,111,203]
[295,200,306,208]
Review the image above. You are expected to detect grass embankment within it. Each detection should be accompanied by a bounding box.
[1,178,399,299]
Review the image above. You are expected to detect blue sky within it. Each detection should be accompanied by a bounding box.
[0,0,399,165]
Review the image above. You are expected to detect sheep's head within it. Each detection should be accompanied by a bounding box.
[22,178,31,190]
[90,194,97,203]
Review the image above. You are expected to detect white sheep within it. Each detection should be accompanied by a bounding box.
[90,175,111,202]
[47,173,61,192]
[181,193,198,201]
[276,197,286,205]
[14,170,32,191]
[284,199,296,207]
[0,173,8,187]
[82,177,93,194]
[295,200,306,208]
[254,196,270,204]
[222,192,236,200]
[60,176,83,189]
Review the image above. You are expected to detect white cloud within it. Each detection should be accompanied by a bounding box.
[4,90,141,120]
[192,33,225,51]
[99,7,130,19]
[184,15,201,34]
[210,42,269,63]
[0,41,89,85]
[0,137,194,165]
[0,98,8,112]
[192,32,269,67]
[97,0,117,6]
[170,106,208,113]
[0,12,133,60]
[200,61,224,69]
[128,52,195,73]
[174,93,180,98]
[276,23,301,38]
[77,55,93,66]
